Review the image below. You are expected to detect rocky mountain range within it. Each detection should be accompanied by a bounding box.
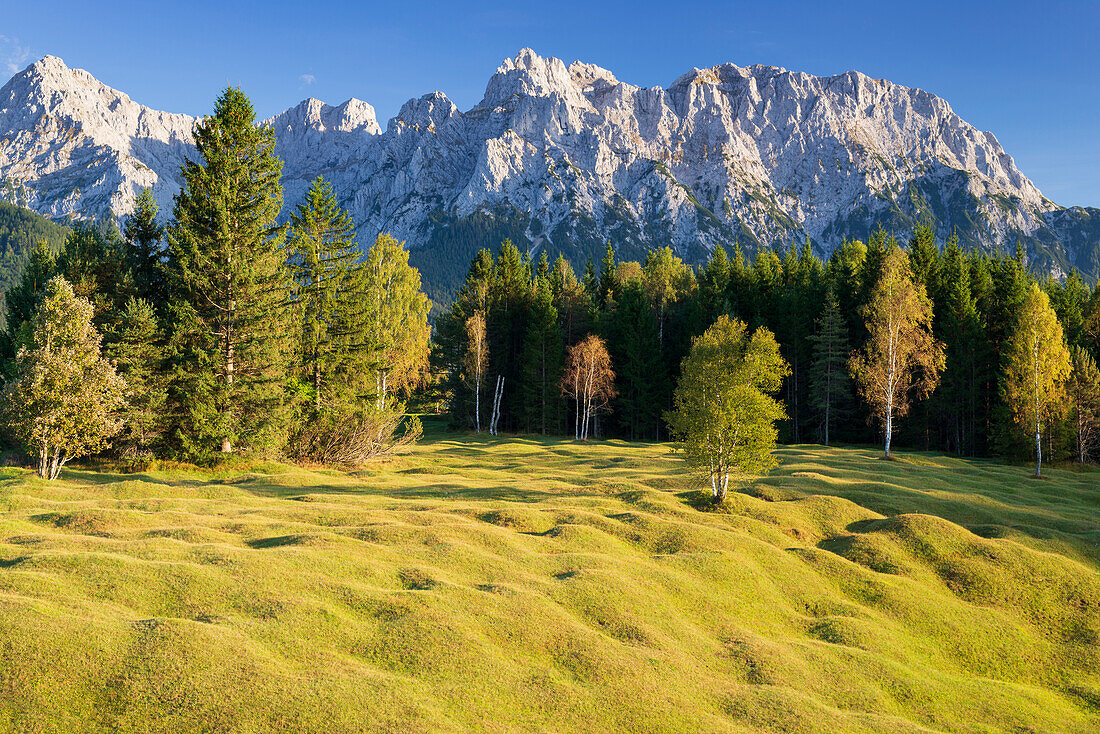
[1,49,1098,301]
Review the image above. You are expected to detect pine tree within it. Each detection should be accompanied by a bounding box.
[1046,271,1090,349]
[165,87,292,457]
[598,241,618,308]
[1,242,57,376]
[808,287,851,446]
[287,177,369,414]
[56,223,133,328]
[608,279,664,440]
[486,241,530,432]
[699,245,731,324]
[934,239,988,454]
[3,277,126,479]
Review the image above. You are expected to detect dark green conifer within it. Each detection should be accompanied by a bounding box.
[287,176,369,415]
[123,188,166,304]
[165,87,292,457]
[105,297,168,456]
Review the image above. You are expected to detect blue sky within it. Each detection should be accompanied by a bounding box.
[3,0,1097,205]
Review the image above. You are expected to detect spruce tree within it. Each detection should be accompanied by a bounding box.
[609,279,663,440]
[521,274,563,434]
[165,87,291,457]
[699,245,731,324]
[598,241,618,308]
[1,242,57,376]
[287,176,368,414]
[124,188,166,303]
[105,297,168,456]
[808,286,851,446]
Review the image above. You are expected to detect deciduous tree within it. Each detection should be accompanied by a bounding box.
[666,315,789,502]
[561,335,615,441]
[1069,346,1100,463]
[1003,284,1073,477]
[3,277,125,479]
[849,245,945,458]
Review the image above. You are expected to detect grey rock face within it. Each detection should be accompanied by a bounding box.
[1,49,1096,297]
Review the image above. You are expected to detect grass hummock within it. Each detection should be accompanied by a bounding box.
[0,428,1097,733]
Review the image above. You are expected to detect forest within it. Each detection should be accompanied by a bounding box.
[434,226,1100,466]
[1,84,1098,482]
[0,88,430,477]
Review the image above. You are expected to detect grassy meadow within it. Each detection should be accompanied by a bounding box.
[0,424,1098,733]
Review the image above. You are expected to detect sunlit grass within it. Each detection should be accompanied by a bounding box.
[0,426,1097,732]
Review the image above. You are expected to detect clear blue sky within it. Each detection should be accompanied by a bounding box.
[3,0,1097,206]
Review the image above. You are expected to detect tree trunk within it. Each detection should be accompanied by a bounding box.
[222,305,234,454]
[884,410,893,459]
[1035,417,1042,478]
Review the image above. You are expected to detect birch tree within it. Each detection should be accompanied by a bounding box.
[362,234,431,409]
[666,316,789,502]
[4,277,126,479]
[464,312,488,433]
[1003,284,1072,476]
[561,335,616,440]
[1069,346,1100,463]
[849,245,945,458]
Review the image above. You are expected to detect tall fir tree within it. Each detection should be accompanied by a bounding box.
[165,87,292,457]
[598,241,618,308]
[608,279,664,440]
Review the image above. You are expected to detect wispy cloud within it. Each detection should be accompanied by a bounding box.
[299,73,316,86]
[0,34,32,76]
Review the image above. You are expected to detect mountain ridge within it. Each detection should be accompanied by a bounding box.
[1,49,1097,300]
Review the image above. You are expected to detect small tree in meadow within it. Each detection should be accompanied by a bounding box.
[849,245,945,458]
[561,335,616,440]
[1004,284,1072,477]
[4,277,126,479]
[666,316,789,502]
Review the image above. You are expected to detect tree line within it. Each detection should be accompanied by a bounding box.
[1,88,431,476]
[434,226,1100,472]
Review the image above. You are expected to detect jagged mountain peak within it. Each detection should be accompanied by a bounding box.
[268,97,380,135]
[391,91,459,133]
[481,48,594,109]
[0,50,1096,300]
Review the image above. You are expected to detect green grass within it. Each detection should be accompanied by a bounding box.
[0,429,1098,733]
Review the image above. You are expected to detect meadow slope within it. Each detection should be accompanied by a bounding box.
[0,429,1098,733]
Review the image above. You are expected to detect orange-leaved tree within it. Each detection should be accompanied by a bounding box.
[849,244,945,458]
